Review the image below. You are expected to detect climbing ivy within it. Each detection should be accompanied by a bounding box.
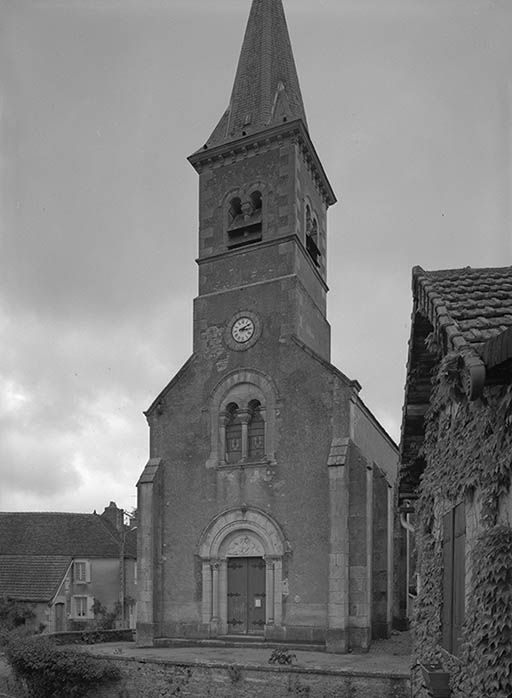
[460,526,512,698]
[412,352,512,698]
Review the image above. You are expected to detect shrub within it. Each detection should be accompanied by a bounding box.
[268,647,296,665]
[4,634,121,698]
[0,596,36,630]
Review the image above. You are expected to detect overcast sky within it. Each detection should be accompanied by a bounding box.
[1,0,511,514]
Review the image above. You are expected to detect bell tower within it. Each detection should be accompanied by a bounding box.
[137,0,398,654]
[188,0,336,362]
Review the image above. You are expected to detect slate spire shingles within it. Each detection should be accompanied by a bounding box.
[206,0,308,148]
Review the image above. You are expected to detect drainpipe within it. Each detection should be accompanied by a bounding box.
[400,507,415,620]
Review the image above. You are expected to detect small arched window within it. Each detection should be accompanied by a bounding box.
[225,403,242,464]
[250,191,262,213]
[305,204,312,235]
[229,197,242,225]
[248,399,265,460]
[306,211,321,268]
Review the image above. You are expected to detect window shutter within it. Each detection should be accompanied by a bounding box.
[87,596,95,619]
[441,510,454,652]
[452,503,466,656]
[85,561,91,583]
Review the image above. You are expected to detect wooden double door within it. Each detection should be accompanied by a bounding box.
[227,557,266,635]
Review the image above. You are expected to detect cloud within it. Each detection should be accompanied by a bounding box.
[0,296,190,512]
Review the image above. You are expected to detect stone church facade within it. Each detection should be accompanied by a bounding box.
[137,0,398,653]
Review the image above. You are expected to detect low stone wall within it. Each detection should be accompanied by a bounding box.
[89,655,410,698]
[51,628,135,645]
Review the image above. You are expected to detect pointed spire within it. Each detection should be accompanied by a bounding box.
[206,0,308,148]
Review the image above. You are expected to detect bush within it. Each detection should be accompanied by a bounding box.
[4,634,121,698]
[0,624,34,649]
[268,647,297,665]
[0,596,36,630]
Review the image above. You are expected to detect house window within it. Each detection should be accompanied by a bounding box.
[75,596,88,618]
[441,502,466,655]
[74,560,90,584]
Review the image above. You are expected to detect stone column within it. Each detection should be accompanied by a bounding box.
[202,561,212,625]
[219,560,228,634]
[239,410,251,461]
[211,561,220,630]
[219,413,228,464]
[265,558,275,625]
[273,558,283,626]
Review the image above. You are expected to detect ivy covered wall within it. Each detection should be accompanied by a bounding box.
[412,352,512,698]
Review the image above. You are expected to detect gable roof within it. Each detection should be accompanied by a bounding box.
[400,265,512,501]
[0,512,135,559]
[204,0,308,149]
[0,555,71,602]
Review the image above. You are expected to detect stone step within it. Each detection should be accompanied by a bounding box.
[153,636,326,653]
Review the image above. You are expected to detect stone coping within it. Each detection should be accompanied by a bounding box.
[78,642,411,680]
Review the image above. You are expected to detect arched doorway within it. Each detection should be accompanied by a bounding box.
[198,507,287,637]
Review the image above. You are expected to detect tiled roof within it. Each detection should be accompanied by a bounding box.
[0,513,135,558]
[413,265,512,355]
[0,555,71,602]
[399,265,512,500]
[205,0,308,148]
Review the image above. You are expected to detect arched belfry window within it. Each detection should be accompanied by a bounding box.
[228,197,242,224]
[207,371,278,469]
[305,204,312,235]
[305,204,321,268]
[226,189,263,249]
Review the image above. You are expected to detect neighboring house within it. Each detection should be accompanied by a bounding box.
[399,265,512,697]
[0,502,137,634]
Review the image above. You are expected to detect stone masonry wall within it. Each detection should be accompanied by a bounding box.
[88,657,410,698]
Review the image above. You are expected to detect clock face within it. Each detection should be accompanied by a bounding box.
[231,317,255,343]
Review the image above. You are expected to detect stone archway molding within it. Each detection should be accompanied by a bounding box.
[197,507,288,635]
[207,369,280,468]
[198,506,285,559]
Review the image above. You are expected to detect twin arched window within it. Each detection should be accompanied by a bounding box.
[223,399,265,463]
[207,371,277,470]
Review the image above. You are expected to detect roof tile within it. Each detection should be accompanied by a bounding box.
[0,555,71,601]
[0,513,135,558]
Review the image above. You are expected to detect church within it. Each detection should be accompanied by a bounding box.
[137,0,398,653]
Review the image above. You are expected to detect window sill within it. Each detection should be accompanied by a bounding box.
[216,458,275,470]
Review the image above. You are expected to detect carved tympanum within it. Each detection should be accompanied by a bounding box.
[226,534,264,557]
